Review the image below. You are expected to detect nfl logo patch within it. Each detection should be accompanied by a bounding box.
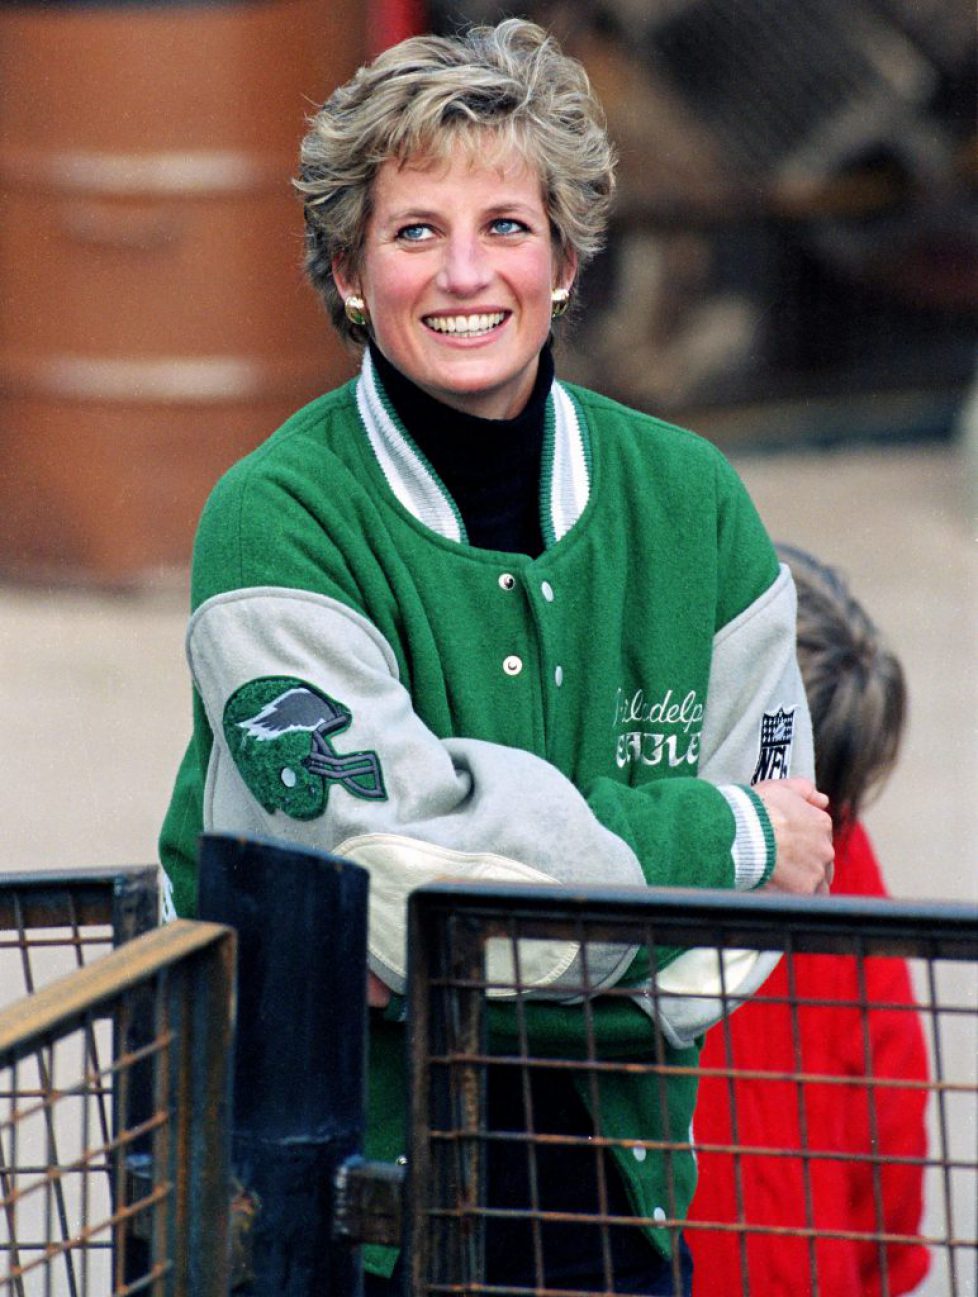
[751,707,796,784]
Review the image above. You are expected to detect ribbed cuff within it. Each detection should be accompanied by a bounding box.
[718,784,776,889]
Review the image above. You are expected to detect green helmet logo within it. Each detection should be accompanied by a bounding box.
[223,676,387,821]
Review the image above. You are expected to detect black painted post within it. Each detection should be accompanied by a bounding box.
[198,833,369,1296]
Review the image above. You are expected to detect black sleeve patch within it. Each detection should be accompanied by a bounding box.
[223,676,387,820]
[751,706,796,785]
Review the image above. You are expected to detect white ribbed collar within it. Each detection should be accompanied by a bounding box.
[354,350,591,548]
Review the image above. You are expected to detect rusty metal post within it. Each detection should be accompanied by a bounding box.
[111,865,160,947]
[198,833,370,1296]
[164,923,237,1297]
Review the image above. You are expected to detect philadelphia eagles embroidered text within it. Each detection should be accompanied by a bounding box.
[613,686,703,769]
[223,676,387,820]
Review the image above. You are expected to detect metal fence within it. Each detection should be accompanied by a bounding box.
[0,868,160,1015]
[3,856,974,1297]
[405,883,978,1297]
[0,913,234,1297]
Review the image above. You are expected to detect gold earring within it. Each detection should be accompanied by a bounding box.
[551,287,570,319]
[344,295,369,327]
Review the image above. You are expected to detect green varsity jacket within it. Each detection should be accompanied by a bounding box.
[160,353,814,1273]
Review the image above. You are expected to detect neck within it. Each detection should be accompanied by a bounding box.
[368,343,552,556]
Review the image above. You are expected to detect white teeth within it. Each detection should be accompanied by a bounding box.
[424,312,505,336]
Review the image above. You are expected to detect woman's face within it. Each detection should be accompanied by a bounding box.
[334,142,574,420]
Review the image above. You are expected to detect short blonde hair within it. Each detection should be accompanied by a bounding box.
[778,545,906,827]
[295,18,616,345]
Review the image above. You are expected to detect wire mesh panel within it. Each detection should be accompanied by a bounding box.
[0,919,234,1297]
[406,884,978,1297]
[0,869,159,1014]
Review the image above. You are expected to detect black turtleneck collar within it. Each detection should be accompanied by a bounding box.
[369,342,552,557]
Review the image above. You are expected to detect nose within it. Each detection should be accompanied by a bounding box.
[435,230,492,297]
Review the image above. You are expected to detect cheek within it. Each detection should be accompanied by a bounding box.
[361,252,418,313]
[522,250,559,305]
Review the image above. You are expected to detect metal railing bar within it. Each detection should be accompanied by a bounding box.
[683,1220,978,1247]
[0,1085,112,1101]
[112,991,134,1297]
[79,1027,92,1297]
[784,935,818,1297]
[423,978,975,1016]
[114,1260,172,1297]
[926,953,960,1297]
[576,933,617,1294]
[855,932,891,1297]
[0,936,112,952]
[0,1036,173,1133]
[511,925,545,1290]
[0,1242,113,1253]
[0,1112,170,1214]
[427,1125,976,1171]
[715,937,749,1292]
[4,1184,172,1283]
[422,1202,973,1249]
[4,1055,26,1297]
[0,1129,26,1297]
[15,891,80,1297]
[0,921,228,1064]
[0,869,158,934]
[427,1051,974,1094]
[69,909,113,1170]
[0,1164,110,1181]
[411,884,978,958]
[422,971,978,1018]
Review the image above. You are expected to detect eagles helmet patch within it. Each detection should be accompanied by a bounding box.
[751,706,795,784]
[223,676,387,820]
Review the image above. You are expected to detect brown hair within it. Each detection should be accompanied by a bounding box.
[778,544,907,828]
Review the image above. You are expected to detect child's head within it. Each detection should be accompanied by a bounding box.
[777,544,907,829]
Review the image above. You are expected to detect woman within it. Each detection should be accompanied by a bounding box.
[160,20,833,1294]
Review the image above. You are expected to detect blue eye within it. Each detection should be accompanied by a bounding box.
[397,224,433,242]
[491,218,526,235]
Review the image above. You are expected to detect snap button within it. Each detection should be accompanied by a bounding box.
[503,655,523,676]
[653,1206,667,1224]
[498,573,516,591]
[631,1145,647,1163]
[554,665,564,687]
[541,580,554,602]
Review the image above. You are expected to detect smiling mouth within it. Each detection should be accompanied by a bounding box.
[422,311,508,337]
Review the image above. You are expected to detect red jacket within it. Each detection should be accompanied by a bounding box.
[688,822,930,1296]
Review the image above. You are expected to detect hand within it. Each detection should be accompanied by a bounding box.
[367,970,392,1008]
[755,777,834,896]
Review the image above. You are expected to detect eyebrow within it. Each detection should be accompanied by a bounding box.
[383,201,542,226]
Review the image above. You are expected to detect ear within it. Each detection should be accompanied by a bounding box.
[332,256,359,301]
[555,247,578,294]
